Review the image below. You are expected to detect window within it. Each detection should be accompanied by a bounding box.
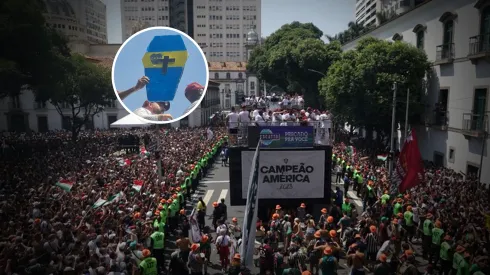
[107,115,117,128]
[250,81,255,90]
[443,20,454,44]
[392,33,403,41]
[37,116,49,132]
[416,31,424,49]
[226,73,231,79]
[448,147,455,163]
[480,6,490,52]
[238,72,243,79]
[214,72,219,79]
[61,116,72,130]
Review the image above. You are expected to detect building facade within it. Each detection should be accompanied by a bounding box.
[344,0,490,184]
[43,0,108,44]
[209,62,258,109]
[193,0,261,62]
[120,0,171,41]
[355,0,428,27]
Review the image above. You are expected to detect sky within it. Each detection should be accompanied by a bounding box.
[102,0,356,44]
[113,28,208,119]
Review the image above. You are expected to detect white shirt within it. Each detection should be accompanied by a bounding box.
[255,115,266,126]
[252,109,260,117]
[238,111,251,124]
[133,107,160,121]
[226,112,239,128]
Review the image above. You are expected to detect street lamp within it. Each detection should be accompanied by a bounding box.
[308,69,326,77]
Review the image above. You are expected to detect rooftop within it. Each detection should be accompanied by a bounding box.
[86,56,248,72]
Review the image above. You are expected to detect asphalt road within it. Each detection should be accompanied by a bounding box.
[163,160,429,275]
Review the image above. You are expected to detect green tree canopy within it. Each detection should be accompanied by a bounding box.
[36,54,114,140]
[0,0,70,98]
[247,21,342,108]
[319,37,432,137]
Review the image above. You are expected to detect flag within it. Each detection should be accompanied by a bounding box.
[132,180,143,192]
[140,147,149,156]
[189,208,202,243]
[55,179,74,192]
[377,154,388,161]
[108,191,124,203]
[93,192,124,209]
[92,198,107,208]
[119,158,131,167]
[392,128,424,193]
[240,142,261,267]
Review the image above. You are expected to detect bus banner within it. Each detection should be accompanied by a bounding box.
[248,126,314,148]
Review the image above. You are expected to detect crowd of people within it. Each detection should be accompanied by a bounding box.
[0,127,227,275]
[1,98,490,275]
[233,137,489,275]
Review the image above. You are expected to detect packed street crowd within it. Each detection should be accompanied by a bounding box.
[0,128,227,275]
[0,99,489,275]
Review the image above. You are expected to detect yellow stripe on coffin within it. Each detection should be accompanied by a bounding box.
[142,50,188,69]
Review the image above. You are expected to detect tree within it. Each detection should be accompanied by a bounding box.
[325,21,369,45]
[319,37,432,139]
[247,22,342,108]
[36,54,114,141]
[0,0,70,99]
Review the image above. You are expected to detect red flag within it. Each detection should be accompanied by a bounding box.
[396,129,424,193]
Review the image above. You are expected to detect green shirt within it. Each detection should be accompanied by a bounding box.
[342,203,352,215]
[457,259,470,275]
[394,203,402,215]
[169,201,178,217]
[432,228,444,245]
[151,231,165,249]
[185,177,192,188]
[160,205,168,223]
[423,219,433,236]
[153,219,165,233]
[440,241,451,261]
[381,194,390,204]
[139,257,158,275]
[453,252,463,269]
[404,211,413,226]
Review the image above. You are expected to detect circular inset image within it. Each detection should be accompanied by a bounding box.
[112,27,209,123]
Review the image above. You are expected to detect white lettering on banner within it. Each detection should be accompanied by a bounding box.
[241,151,325,199]
[284,131,309,143]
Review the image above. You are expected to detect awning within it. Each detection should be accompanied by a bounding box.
[110,114,150,128]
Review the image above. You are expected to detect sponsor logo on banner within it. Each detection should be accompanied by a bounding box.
[241,150,325,199]
[257,126,313,148]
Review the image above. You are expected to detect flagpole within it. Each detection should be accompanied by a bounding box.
[404,88,410,140]
[389,83,397,179]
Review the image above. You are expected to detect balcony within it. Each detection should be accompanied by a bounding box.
[468,33,490,63]
[434,43,454,65]
[426,110,449,130]
[462,113,488,138]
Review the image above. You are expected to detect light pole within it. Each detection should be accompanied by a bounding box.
[308,69,326,77]
[404,88,410,139]
[389,83,398,180]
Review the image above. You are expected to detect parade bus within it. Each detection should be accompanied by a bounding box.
[227,120,333,222]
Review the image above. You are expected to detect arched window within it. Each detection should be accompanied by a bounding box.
[214,72,219,79]
[226,73,231,79]
[238,72,243,79]
[392,33,403,41]
[412,24,426,50]
[439,12,457,60]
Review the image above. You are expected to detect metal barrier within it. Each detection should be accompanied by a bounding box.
[228,120,332,147]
